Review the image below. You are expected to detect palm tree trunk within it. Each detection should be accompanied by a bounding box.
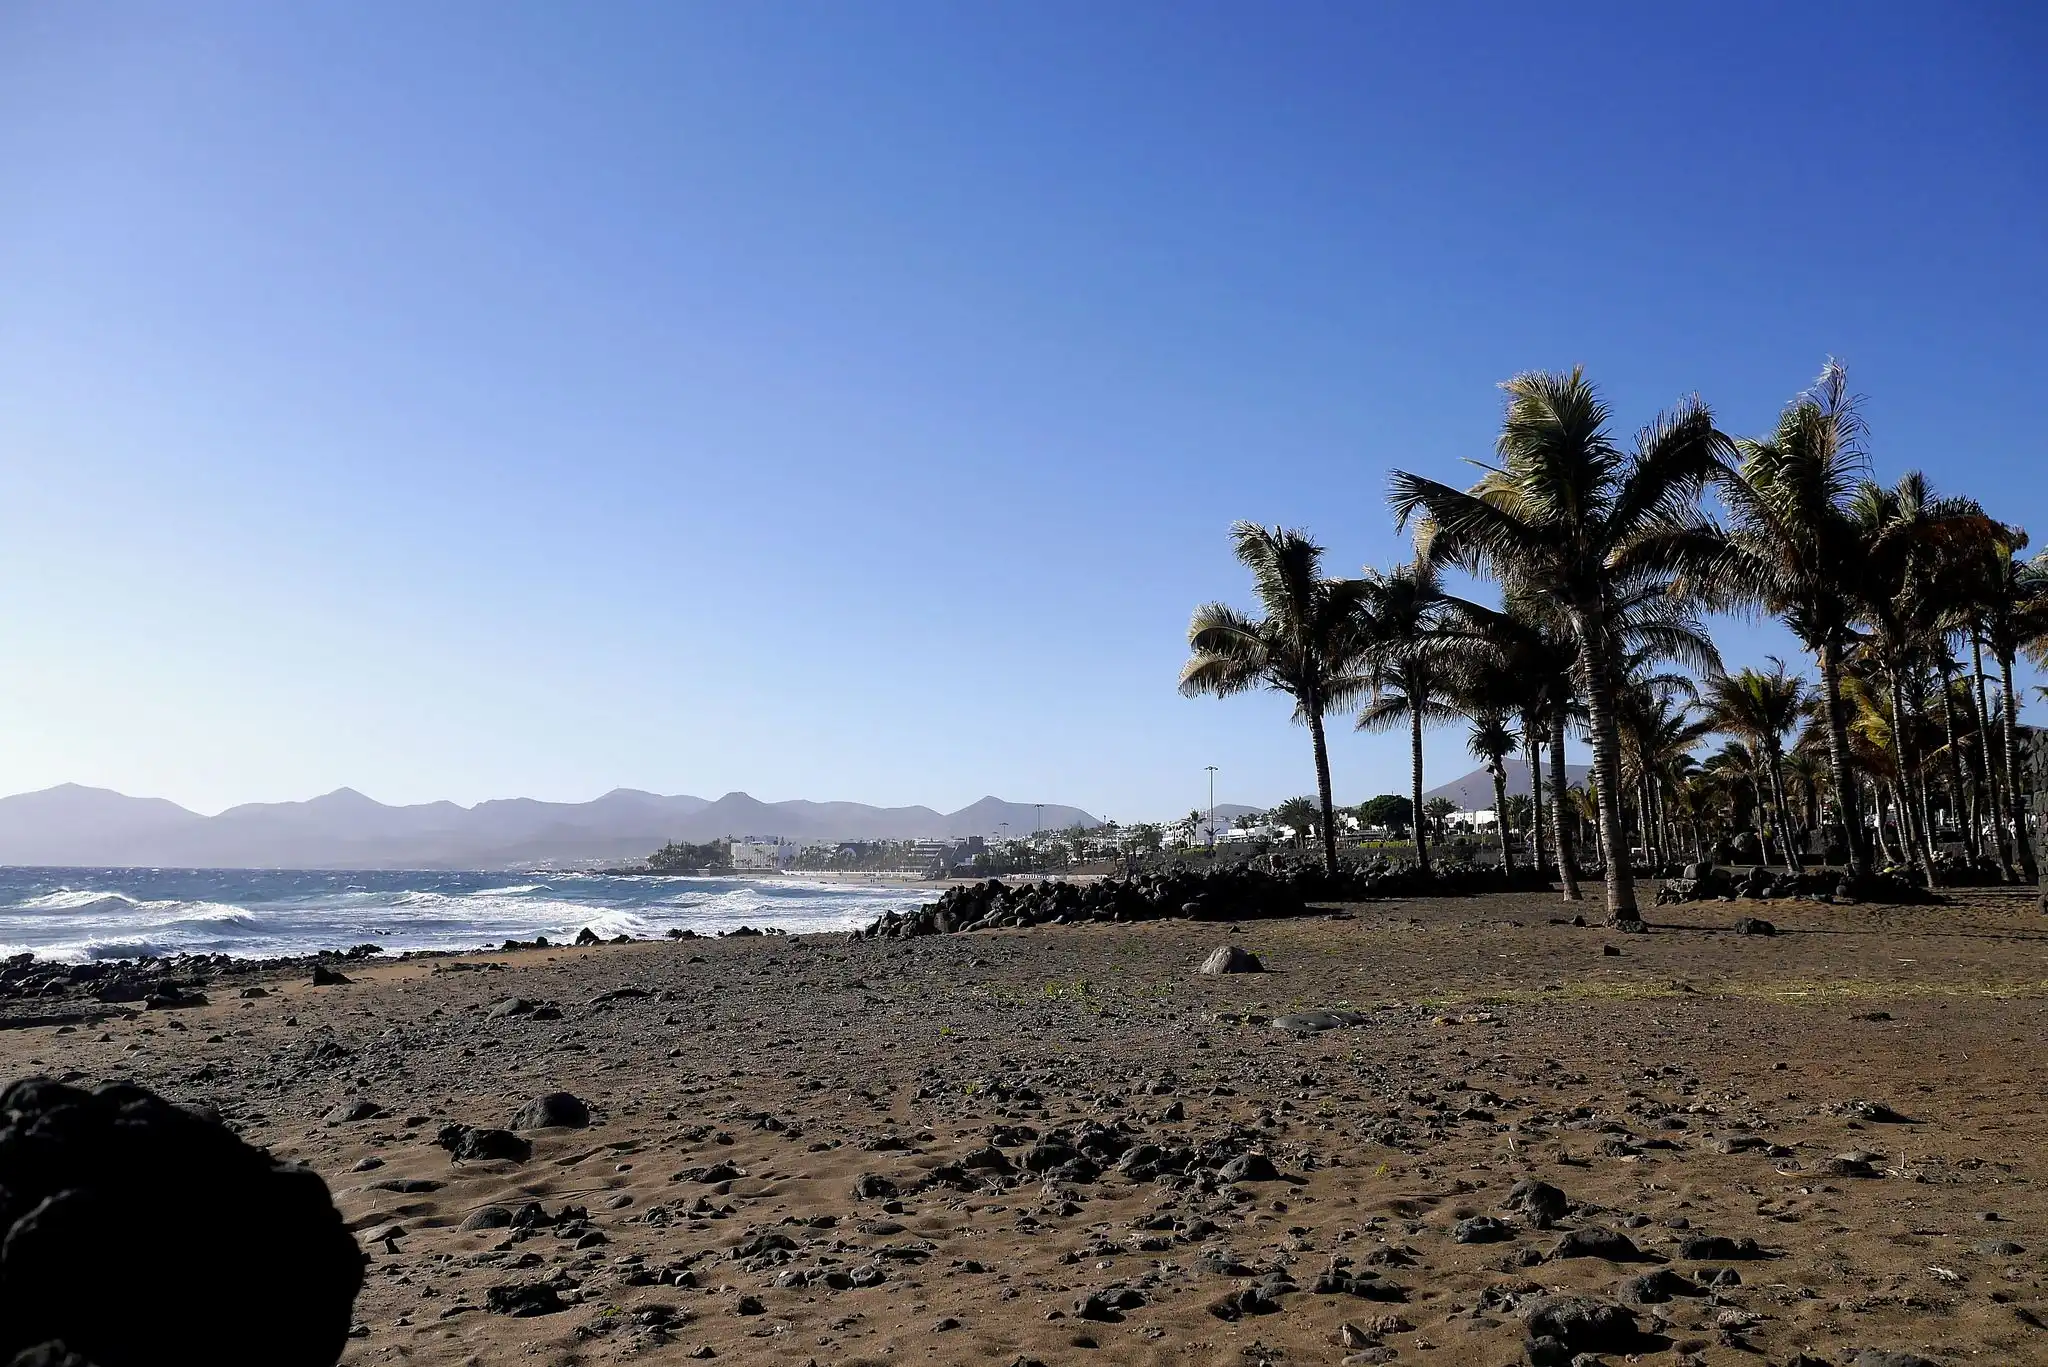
[1308,706,1338,876]
[1890,779,1910,866]
[1884,674,1938,887]
[1409,705,1429,874]
[1493,765,1513,873]
[1818,641,1868,876]
[1779,767,1801,871]
[1936,678,1983,868]
[1525,720,1548,878]
[1760,770,1777,868]
[1907,674,1944,878]
[1746,777,1769,865]
[1549,730,1581,901]
[1974,635,2023,881]
[1573,610,1639,922]
[1968,631,2013,876]
[1634,776,1653,867]
[1659,782,1675,866]
[1872,779,1899,866]
[2000,650,2041,885]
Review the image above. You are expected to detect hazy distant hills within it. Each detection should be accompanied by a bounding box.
[1423,759,1592,809]
[0,784,1102,870]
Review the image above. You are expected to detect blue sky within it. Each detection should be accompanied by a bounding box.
[1,2,2043,819]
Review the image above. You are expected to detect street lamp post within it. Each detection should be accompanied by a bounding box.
[1205,765,1218,852]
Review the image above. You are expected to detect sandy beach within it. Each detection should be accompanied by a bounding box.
[10,886,2048,1366]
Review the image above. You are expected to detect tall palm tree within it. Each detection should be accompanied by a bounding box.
[1355,560,1459,873]
[1440,618,1536,871]
[1782,746,1826,851]
[1463,706,1522,871]
[1840,668,1911,868]
[1717,361,1874,875]
[1961,534,2046,883]
[1668,759,1719,862]
[1617,667,1713,867]
[1703,740,1772,859]
[1927,656,1992,870]
[1703,660,1810,872]
[1848,473,1999,885]
[1390,369,1734,923]
[1450,592,1583,898]
[1180,523,1373,874]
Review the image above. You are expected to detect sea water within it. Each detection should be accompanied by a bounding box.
[0,867,931,962]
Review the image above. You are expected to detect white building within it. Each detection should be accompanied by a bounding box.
[731,838,799,871]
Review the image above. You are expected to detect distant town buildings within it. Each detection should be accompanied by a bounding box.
[730,838,800,870]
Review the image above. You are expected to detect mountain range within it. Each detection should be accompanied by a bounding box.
[0,785,1102,871]
[1422,759,1593,810]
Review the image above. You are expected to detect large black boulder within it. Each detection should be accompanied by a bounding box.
[0,1076,363,1367]
[511,1092,591,1131]
[1505,1178,1570,1224]
[1523,1294,1638,1353]
[436,1124,533,1163]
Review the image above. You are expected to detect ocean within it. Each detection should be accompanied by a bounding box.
[0,867,933,962]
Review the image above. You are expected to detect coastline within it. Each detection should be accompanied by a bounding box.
[10,885,2046,1365]
[0,866,930,966]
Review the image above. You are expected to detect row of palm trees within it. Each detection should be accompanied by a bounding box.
[1180,362,2047,923]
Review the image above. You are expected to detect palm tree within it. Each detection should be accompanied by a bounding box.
[1959,534,2046,883]
[1438,591,1581,897]
[1355,560,1459,873]
[1840,668,1910,868]
[1390,369,1734,923]
[1717,361,1875,875]
[1848,472,1999,885]
[1617,667,1713,867]
[1179,523,1373,873]
[1424,797,1460,842]
[1463,705,1521,870]
[1782,747,1826,852]
[1926,656,1993,870]
[1703,740,1771,859]
[1703,660,1810,872]
[1668,760,1720,863]
[1511,601,1583,897]
[1271,796,1320,851]
[1502,792,1536,853]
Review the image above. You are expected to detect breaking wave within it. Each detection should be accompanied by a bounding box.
[0,868,929,963]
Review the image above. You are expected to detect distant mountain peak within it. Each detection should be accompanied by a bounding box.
[1423,759,1590,807]
[0,785,1100,870]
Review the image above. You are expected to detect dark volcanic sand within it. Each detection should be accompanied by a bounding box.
[9,887,2048,1366]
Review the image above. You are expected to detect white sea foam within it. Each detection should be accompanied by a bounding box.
[0,869,928,963]
[15,889,145,913]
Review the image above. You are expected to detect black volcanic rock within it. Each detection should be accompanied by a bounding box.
[512,1092,590,1130]
[437,1124,533,1163]
[0,1076,363,1367]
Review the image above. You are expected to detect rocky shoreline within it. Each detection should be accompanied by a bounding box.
[6,885,2042,1366]
[858,859,1552,939]
[0,924,789,1030]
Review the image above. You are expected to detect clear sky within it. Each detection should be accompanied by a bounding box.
[2,2,2043,819]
